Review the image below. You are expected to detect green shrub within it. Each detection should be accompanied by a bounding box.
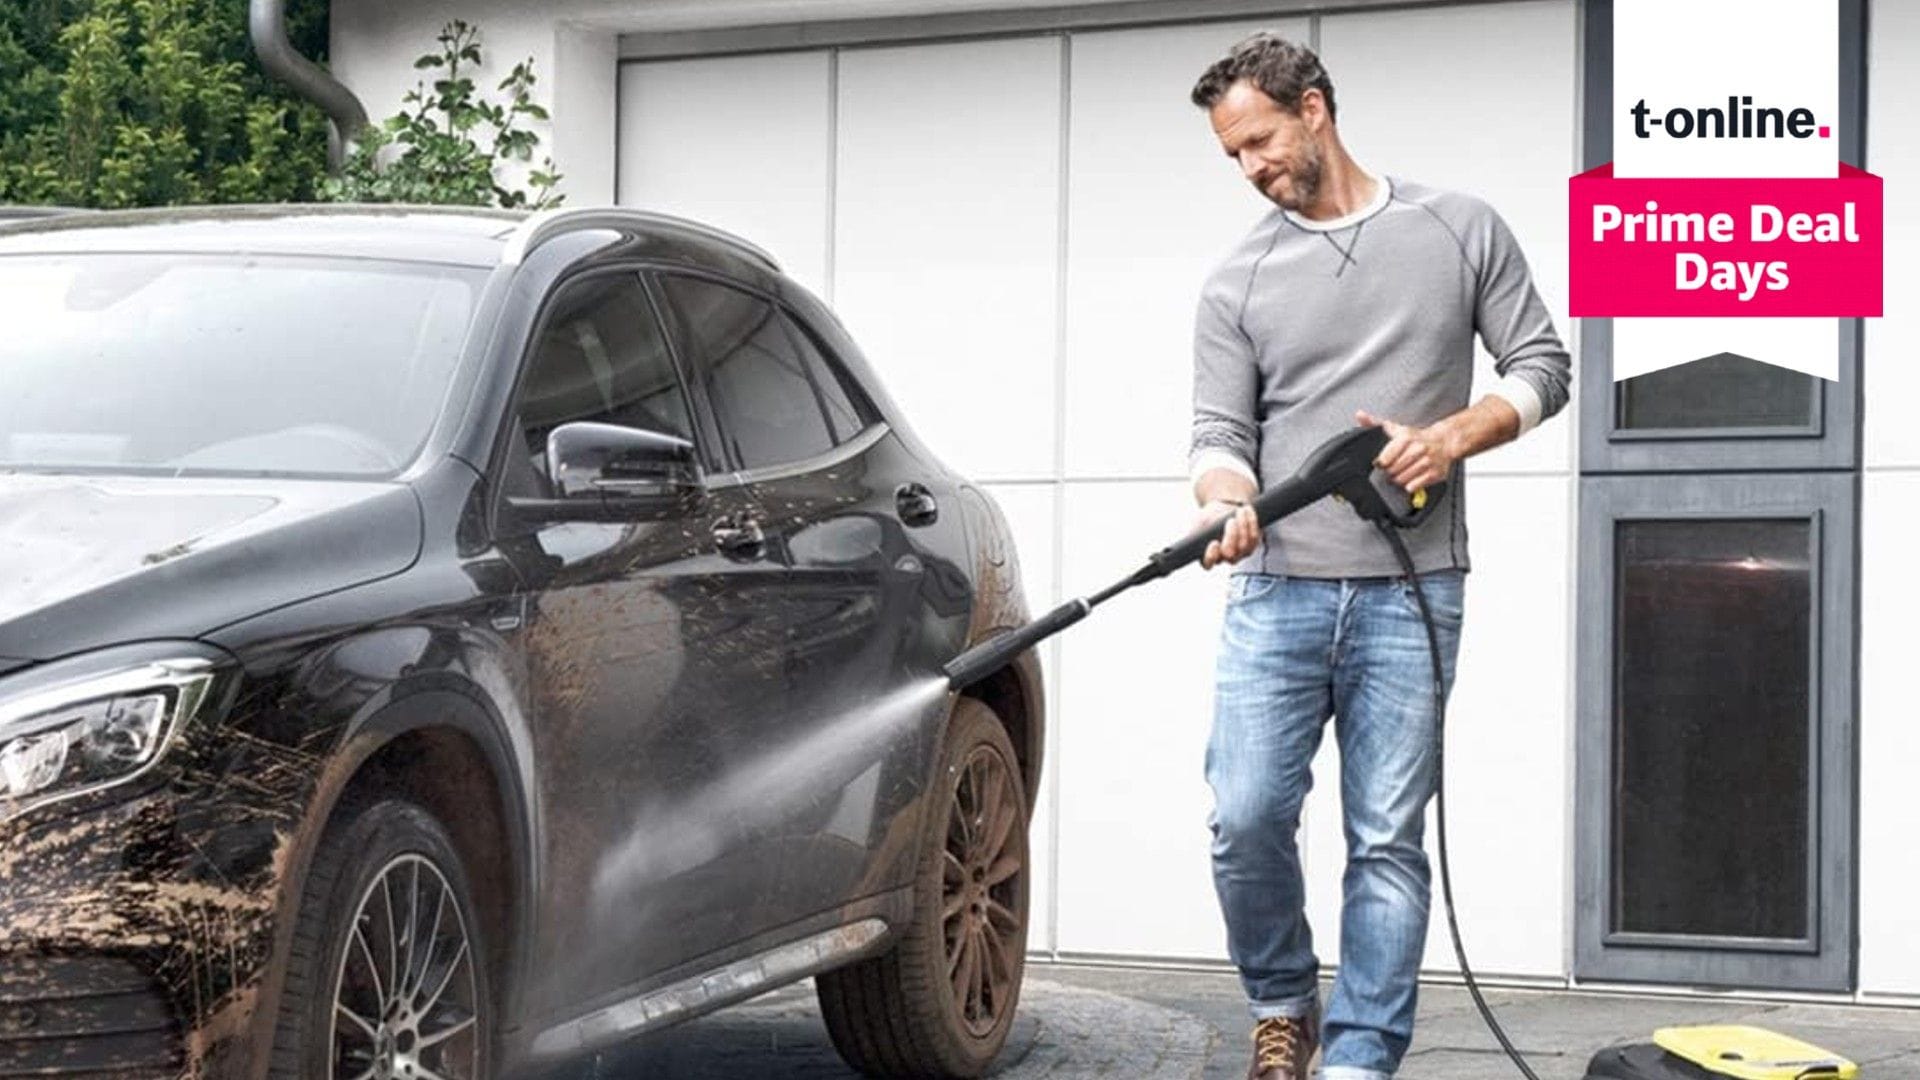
[0,0,330,207]
[322,20,561,210]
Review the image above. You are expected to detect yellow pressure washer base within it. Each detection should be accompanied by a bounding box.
[1584,1026,1857,1080]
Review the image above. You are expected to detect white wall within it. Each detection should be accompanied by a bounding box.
[329,0,1141,205]
[1857,0,1920,1002]
[617,52,834,293]
[332,0,619,203]
[1060,17,1296,482]
[834,37,1065,484]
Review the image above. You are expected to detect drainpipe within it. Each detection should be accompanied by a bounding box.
[249,0,369,170]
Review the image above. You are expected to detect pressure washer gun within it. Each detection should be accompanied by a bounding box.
[944,424,1447,691]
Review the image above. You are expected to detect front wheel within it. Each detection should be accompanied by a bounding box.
[271,798,491,1080]
[817,698,1031,1078]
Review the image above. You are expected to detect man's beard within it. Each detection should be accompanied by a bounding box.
[1266,143,1324,211]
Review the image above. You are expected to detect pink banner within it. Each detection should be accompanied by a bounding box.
[1568,163,1882,317]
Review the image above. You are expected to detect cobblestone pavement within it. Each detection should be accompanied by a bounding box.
[551,963,1920,1078]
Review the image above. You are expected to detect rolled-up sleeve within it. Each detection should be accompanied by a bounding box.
[1189,284,1261,486]
[1471,207,1571,434]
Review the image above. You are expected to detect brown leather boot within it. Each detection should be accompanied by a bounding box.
[1246,1011,1321,1080]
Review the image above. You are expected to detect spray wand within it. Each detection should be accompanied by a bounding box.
[943,424,1439,691]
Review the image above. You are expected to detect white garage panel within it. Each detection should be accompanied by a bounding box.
[1859,0,1920,999]
[617,53,832,294]
[1062,19,1306,482]
[1430,474,1572,978]
[833,38,1064,483]
[979,482,1061,953]
[1859,476,1920,997]
[1319,0,1579,476]
[1864,0,1920,469]
[1054,480,1230,959]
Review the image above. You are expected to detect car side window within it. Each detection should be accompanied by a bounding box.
[659,274,861,472]
[784,317,870,443]
[507,273,693,497]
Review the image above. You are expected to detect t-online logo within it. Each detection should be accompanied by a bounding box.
[1631,97,1831,140]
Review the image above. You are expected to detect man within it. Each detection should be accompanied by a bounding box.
[1186,33,1571,1080]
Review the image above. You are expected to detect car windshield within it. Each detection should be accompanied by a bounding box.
[0,253,486,478]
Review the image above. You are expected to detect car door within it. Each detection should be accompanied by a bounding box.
[491,269,790,1023]
[655,272,960,926]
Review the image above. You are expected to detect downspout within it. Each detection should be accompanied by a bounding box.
[249,0,368,170]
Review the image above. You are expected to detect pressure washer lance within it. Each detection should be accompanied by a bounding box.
[943,422,1544,1080]
[944,425,1431,688]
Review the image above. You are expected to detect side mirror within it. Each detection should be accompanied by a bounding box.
[548,421,702,500]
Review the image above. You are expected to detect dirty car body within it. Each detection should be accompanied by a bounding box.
[0,207,1042,1077]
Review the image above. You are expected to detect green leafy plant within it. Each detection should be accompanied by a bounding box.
[0,0,331,207]
[323,20,562,210]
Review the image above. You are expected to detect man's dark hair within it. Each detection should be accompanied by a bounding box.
[1190,32,1337,121]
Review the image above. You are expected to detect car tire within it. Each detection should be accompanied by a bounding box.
[817,697,1031,1079]
[270,797,492,1080]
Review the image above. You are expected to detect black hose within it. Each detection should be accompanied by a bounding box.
[1376,521,1542,1080]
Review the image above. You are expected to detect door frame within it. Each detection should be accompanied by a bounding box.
[1574,473,1858,991]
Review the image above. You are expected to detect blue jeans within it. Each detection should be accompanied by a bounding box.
[1206,571,1464,1080]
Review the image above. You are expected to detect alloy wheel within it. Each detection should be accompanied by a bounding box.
[329,855,480,1080]
[942,744,1025,1039]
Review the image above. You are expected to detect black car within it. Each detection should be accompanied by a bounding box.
[0,206,1044,1079]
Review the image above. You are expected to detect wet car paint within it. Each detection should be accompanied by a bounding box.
[0,208,1044,1077]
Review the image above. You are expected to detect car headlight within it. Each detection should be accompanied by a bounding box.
[0,658,215,817]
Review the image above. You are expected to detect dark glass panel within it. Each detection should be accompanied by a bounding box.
[660,276,839,471]
[1618,353,1817,431]
[1612,518,1811,940]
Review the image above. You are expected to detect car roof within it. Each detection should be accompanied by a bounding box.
[0,204,525,267]
[0,204,780,273]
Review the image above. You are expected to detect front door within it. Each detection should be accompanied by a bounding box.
[653,272,957,928]
[495,269,789,1022]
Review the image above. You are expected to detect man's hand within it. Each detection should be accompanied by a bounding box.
[1355,395,1524,493]
[1196,499,1261,570]
[1192,464,1260,570]
[1356,409,1455,493]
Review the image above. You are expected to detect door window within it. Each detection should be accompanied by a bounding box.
[509,273,693,497]
[658,274,867,471]
[787,319,869,443]
[1611,518,1812,941]
[1616,353,1819,433]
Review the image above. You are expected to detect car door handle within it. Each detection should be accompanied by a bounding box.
[712,515,766,556]
[896,483,939,527]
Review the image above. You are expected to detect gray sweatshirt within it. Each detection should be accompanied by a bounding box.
[1190,174,1571,578]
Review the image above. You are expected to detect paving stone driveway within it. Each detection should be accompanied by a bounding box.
[552,963,1920,1079]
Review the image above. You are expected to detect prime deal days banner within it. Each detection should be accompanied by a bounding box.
[1569,0,1881,381]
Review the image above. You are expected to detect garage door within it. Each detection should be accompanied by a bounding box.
[616,0,1578,979]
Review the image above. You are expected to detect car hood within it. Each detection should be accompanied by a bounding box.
[0,473,422,661]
